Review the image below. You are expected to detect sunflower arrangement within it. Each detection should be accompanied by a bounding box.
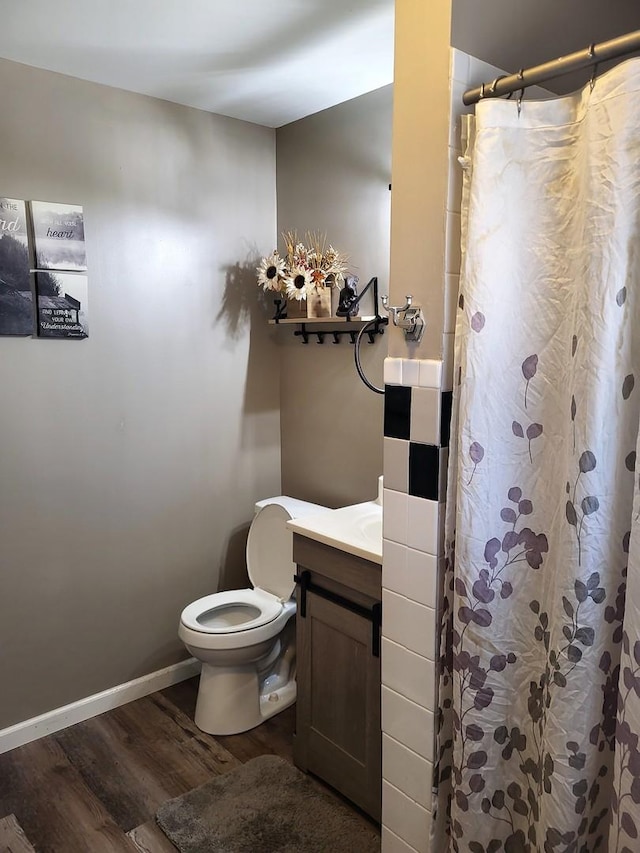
[256,231,347,304]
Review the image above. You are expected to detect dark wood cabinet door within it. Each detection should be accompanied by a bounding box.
[294,588,382,822]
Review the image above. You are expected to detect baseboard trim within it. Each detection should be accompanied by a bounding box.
[0,657,201,755]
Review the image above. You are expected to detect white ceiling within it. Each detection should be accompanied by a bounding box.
[0,0,395,128]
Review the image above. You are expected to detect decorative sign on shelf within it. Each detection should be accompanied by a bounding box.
[0,197,88,339]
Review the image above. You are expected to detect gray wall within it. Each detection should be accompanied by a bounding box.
[0,59,281,729]
[452,0,640,95]
[276,86,392,508]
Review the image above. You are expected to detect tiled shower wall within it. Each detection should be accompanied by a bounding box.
[381,356,451,853]
[380,48,509,853]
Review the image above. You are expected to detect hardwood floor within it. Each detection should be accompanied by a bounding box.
[0,676,314,852]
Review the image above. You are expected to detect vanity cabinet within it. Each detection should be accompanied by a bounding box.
[292,534,382,822]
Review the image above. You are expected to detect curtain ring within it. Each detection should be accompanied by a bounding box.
[488,75,507,96]
[515,70,525,115]
[586,44,599,91]
[479,82,486,100]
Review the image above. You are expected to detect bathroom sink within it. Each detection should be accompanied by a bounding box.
[287,500,382,564]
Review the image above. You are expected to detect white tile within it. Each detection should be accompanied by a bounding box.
[436,558,446,625]
[449,111,463,156]
[447,147,463,212]
[384,540,438,607]
[450,47,470,86]
[382,591,436,660]
[382,545,437,608]
[442,333,455,391]
[445,210,461,275]
[401,359,420,388]
[383,734,433,808]
[383,538,408,585]
[384,438,409,494]
[438,502,447,556]
[449,80,474,148]
[382,638,435,709]
[382,826,421,853]
[417,360,442,389]
[384,357,403,386]
[468,56,508,91]
[383,783,431,852]
[444,273,460,335]
[407,496,439,555]
[383,489,408,545]
[383,686,435,761]
[410,387,440,445]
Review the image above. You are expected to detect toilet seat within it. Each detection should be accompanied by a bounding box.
[179,497,327,657]
[181,588,283,634]
[246,503,297,600]
[179,597,295,651]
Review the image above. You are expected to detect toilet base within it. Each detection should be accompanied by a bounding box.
[194,663,296,736]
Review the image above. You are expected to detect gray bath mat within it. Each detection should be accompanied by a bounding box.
[156,754,380,853]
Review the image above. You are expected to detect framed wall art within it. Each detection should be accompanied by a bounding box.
[35,271,88,339]
[0,197,33,336]
[30,201,87,272]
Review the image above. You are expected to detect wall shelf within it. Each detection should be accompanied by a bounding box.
[269,277,388,344]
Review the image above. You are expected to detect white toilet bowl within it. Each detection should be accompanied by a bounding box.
[178,496,327,736]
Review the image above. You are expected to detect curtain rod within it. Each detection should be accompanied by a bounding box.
[462,29,640,105]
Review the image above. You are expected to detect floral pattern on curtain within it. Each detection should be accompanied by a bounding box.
[433,59,640,853]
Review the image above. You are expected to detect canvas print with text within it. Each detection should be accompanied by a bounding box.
[35,272,88,339]
[0,197,33,336]
[31,201,87,271]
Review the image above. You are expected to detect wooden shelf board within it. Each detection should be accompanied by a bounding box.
[269,315,379,326]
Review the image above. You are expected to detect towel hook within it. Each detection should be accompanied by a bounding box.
[381,295,425,343]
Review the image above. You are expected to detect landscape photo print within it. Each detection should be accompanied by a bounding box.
[0,197,33,336]
[31,200,87,271]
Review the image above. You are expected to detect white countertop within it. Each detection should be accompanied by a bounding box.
[287,500,382,565]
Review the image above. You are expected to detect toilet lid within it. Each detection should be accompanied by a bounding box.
[246,503,296,600]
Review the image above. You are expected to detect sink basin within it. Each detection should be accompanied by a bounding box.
[287,500,382,564]
[357,512,383,545]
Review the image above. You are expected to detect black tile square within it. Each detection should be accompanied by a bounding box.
[440,391,453,448]
[384,385,412,439]
[409,442,439,500]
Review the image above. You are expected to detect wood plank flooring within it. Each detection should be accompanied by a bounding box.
[0,676,364,853]
[0,813,37,853]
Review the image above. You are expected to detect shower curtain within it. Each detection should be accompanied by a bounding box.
[435,58,640,852]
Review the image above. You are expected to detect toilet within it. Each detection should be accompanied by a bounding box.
[178,495,327,736]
